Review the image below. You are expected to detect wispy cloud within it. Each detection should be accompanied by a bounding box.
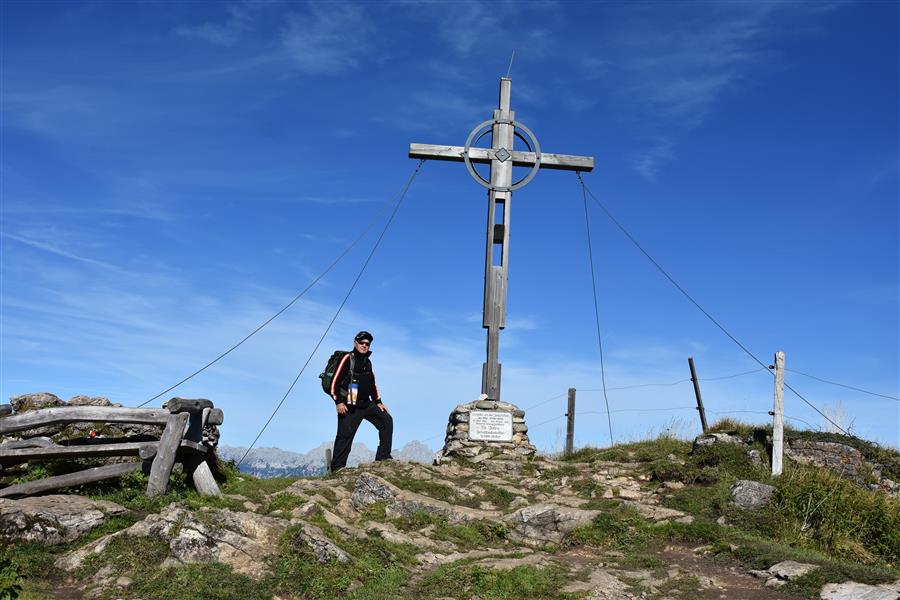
[281,3,369,74]
[1,231,125,272]
[174,1,263,47]
[582,3,830,179]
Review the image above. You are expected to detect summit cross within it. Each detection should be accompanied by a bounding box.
[409,77,594,401]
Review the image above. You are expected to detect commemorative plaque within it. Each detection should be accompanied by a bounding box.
[469,410,513,442]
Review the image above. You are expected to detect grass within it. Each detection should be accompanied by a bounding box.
[76,534,169,581]
[269,522,415,599]
[563,436,692,464]
[559,427,900,597]
[480,482,516,509]
[416,560,577,600]
[0,555,23,600]
[657,519,900,598]
[124,563,268,600]
[389,509,509,549]
[650,575,702,599]
[771,463,900,565]
[5,429,899,600]
[564,506,662,568]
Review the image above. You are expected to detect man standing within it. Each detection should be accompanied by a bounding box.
[329,331,393,471]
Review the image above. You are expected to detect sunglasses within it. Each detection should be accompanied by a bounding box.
[356,340,370,346]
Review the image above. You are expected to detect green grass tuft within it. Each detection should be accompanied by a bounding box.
[417,561,576,600]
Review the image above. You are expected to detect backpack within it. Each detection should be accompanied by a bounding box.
[319,350,351,396]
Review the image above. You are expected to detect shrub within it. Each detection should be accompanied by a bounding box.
[0,554,23,600]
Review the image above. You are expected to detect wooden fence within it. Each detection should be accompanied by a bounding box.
[0,399,224,499]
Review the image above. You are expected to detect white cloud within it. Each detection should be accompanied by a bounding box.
[581,2,831,179]
[174,1,266,47]
[281,3,369,74]
[1,231,125,273]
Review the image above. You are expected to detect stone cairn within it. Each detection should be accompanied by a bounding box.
[435,395,536,464]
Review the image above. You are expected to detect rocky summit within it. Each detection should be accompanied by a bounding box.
[3,435,899,600]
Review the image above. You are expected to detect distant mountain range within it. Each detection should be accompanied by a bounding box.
[217,440,436,478]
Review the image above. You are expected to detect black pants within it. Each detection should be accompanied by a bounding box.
[331,402,393,471]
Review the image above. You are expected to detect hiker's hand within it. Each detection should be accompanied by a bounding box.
[336,403,348,415]
[377,402,388,413]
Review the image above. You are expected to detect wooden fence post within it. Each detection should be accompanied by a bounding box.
[147,412,190,497]
[687,357,709,433]
[771,351,785,476]
[565,388,576,456]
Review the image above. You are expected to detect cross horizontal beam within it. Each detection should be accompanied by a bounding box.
[409,143,594,172]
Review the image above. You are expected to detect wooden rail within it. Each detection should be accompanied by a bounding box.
[0,399,224,499]
[0,407,170,435]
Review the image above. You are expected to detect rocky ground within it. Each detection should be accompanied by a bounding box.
[3,452,898,600]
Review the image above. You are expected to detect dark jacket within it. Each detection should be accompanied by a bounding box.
[330,350,380,407]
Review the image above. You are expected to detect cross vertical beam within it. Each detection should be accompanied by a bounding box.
[482,77,513,400]
[408,77,594,403]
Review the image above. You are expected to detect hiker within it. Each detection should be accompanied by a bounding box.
[329,331,393,471]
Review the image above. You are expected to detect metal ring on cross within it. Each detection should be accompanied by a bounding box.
[463,118,542,192]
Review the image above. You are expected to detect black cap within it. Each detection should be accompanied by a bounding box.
[354,330,373,343]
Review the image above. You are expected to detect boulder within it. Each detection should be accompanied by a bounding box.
[291,523,351,563]
[68,395,113,407]
[0,495,128,545]
[749,560,818,587]
[386,496,487,525]
[351,473,399,510]
[620,500,687,522]
[820,580,900,600]
[693,432,746,449]
[730,480,775,510]
[748,449,763,468]
[56,504,288,580]
[9,392,65,413]
[767,560,818,581]
[787,440,873,486]
[505,503,599,545]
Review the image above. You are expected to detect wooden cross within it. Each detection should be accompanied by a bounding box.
[409,77,594,401]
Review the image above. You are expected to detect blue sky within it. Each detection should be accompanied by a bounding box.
[2,1,897,455]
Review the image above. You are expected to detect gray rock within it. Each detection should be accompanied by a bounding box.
[748,449,763,468]
[475,400,497,410]
[505,503,599,545]
[693,432,745,448]
[10,392,65,412]
[291,523,351,563]
[0,404,11,417]
[68,395,112,407]
[786,440,887,489]
[351,473,399,510]
[0,495,128,545]
[730,480,776,510]
[57,504,287,579]
[820,580,900,600]
[620,500,686,522]
[767,560,818,581]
